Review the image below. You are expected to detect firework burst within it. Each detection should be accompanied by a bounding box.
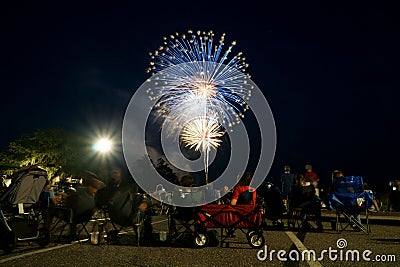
[180,116,224,152]
[147,30,252,184]
[147,30,249,75]
[180,116,225,184]
[147,30,252,130]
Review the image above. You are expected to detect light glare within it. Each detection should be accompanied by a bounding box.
[93,138,112,153]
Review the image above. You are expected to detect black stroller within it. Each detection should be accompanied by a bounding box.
[287,183,323,232]
[257,182,286,230]
[0,165,51,253]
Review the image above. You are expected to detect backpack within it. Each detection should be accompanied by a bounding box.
[237,190,254,204]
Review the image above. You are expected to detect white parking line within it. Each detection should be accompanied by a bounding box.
[0,243,74,264]
[151,218,168,225]
[0,217,169,263]
[285,231,323,267]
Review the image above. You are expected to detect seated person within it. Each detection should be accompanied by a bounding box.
[172,175,195,206]
[39,180,58,229]
[364,182,380,212]
[218,185,232,205]
[291,174,316,207]
[68,172,105,214]
[96,166,132,208]
[169,175,197,234]
[204,183,219,204]
[230,172,257,205]
[172,175,196,217]
[328,172,365,227]
[97,165,149,210]
[102,167,153,243]
[291,174,323,230]
[226,172,257,237]
[54,171,105,238]
[329,170,344,195]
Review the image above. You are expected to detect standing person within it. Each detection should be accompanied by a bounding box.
[304,164,320,197]
[280,165,294,210]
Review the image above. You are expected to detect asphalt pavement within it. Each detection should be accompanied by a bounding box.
[1,212,399,267]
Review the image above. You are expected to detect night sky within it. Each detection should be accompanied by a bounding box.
[1,1,399,190]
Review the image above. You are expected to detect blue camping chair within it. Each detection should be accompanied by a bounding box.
[328,176,373,234]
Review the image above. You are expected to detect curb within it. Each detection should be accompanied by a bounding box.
[321,210,400,226]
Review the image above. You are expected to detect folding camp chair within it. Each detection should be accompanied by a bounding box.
[106,190,152,246]
[51,186,99,242]
[51,207,93,242]
[167,189,209,247]
[328,176,373,234]
[287,183,323,232]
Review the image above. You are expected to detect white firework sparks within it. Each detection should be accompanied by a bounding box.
[180,116,225,184]
[180,116,224,152]
[147,30,252,130]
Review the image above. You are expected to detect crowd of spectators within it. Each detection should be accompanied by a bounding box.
[1,161,398,245]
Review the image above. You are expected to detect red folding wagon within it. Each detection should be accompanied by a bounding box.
[196,204,265,248]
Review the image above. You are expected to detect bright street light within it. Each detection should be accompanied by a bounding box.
[93,138,112,153]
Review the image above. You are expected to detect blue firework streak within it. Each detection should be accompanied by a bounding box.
[147,30,252,130]
[147,30,248,74]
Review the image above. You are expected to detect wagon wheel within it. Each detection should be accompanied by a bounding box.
[248,231,265,248]
[194,232,209,248]
[36,227,51,247]
[246,230,256,239]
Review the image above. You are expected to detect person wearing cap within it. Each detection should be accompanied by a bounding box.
[58,171,105,239]
[66,172,105,217]
[280,165,295,210]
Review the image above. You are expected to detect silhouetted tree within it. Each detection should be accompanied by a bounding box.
[0,129,89,178]
[155,158,178,184]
